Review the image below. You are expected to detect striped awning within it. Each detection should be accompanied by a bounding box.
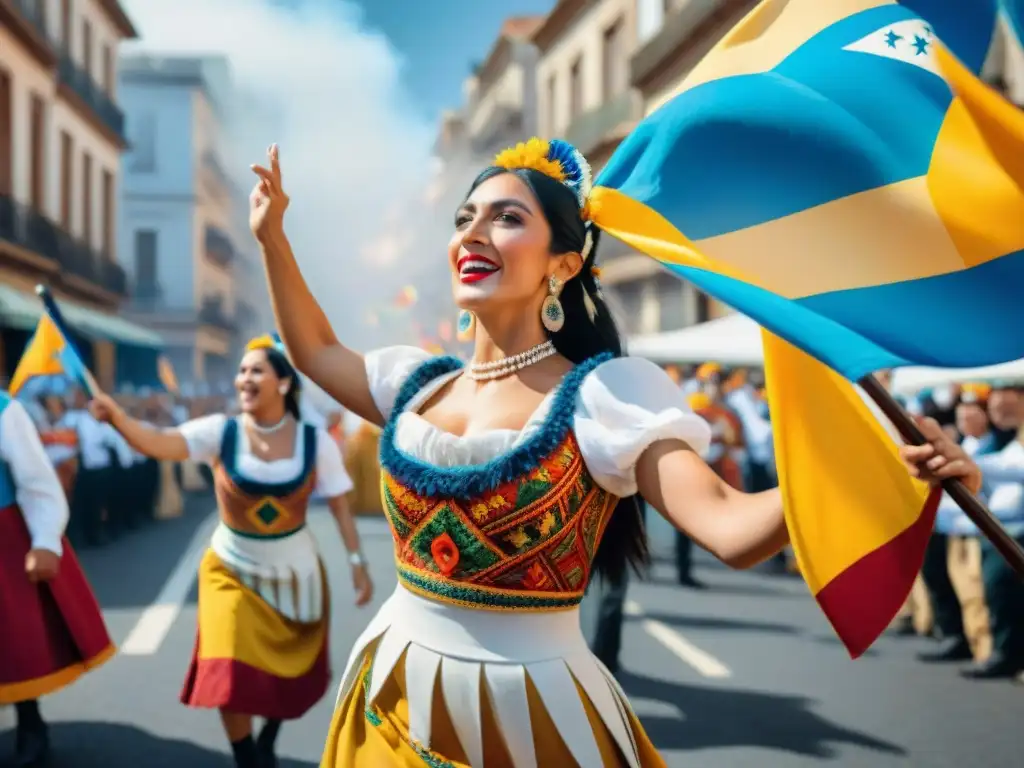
[0,284,163,348]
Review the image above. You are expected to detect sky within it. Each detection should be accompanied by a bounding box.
[118,0,553,357]
[352,0,557,120]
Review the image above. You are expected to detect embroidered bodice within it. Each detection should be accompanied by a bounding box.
[213,418,319,538]
[380,353,623,611]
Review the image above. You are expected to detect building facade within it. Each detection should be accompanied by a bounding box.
[0,0,160,389]
[532,0,686,337]
[117,54,253,388]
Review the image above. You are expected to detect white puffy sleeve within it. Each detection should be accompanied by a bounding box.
[364,345,434,422]
[0,400,69,555]
[574,357,713,497]
[314,428,354,498]
[177,414,229,465]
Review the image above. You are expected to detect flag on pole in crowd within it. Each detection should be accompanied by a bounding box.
[586,0,1019,656]
[157,355,180,395]
[10,294,95,397]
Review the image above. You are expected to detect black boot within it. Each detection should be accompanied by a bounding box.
[917,636,972,663]
[256,719,282,768]
[960,653,1022,680]
[13,700,49,768]
[230,735,259,768]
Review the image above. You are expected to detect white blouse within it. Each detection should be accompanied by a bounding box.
[179,414,353,499]
[0,399,69,556]
[365,345,712,498]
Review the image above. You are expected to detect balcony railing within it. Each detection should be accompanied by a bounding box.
[57,50,126,140]
[54,230,127,295]
[563,89,643,158]
[199,295,236,331]
[0,195,60,264]
[0,194,126,295]
[205,225,235,268]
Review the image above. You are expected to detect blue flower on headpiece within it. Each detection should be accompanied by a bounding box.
[546,139,593,207]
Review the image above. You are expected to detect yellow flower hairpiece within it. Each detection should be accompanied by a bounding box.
[246,334,275,352]
[493,137,593,208]
[494,138,567,183]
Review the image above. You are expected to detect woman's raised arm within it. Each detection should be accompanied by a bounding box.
[249,144,383,426]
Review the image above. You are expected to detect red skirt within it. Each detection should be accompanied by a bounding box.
[0,504,115,704]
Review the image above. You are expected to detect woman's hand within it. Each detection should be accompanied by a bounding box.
[899,417,983,495]
[250,144,289,243]
[25,549,60,582]
[351,563,374,607]
[88,392,124,426]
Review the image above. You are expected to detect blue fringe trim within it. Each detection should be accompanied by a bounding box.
[379,352,612,499]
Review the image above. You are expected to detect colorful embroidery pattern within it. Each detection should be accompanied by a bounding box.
[361,662,456,768]
[378,353,619,612]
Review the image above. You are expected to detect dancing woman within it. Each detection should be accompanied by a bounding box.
[249,140,981,767]
[0,390,113,768]
[89,337,374,768]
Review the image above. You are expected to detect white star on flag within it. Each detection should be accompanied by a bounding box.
[843,18,939,76]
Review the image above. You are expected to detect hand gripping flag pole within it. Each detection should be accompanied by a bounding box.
[859,376,1024,577]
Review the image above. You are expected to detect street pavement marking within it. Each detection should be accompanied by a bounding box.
[625,599,732,679]
[119,512,219,656]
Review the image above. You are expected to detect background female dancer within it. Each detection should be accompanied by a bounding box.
[0,389,113,768]
[89,337,373,768]
[249,140,981,767]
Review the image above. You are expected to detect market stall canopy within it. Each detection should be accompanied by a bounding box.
[627,313,763,366]
[891,359,1024,396]
[0,284,163,348]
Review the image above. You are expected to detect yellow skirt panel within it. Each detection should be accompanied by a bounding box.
[320,648,666,768]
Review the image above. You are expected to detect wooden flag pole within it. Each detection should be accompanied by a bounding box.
[858,374,1024,577]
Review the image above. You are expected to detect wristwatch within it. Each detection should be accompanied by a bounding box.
[348,551,366,567]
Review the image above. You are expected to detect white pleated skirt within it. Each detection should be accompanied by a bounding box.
[335,584,643,768]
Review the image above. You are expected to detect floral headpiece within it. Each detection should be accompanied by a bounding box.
[245,334,275,352]
[494,138,593,209]
[245,332,286,355]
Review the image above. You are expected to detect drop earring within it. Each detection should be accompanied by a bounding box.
[456,309,476,342]
[541,276,565,333]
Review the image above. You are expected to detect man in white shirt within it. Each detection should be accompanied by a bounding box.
[64,389,118,546]
[0,390,113,767]
[969,382,1024,679]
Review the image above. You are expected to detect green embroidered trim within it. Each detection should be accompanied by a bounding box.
[222,521,306,540]
[361,664,382,726]
[411,743,457,768]
[398,566,583,610]
[360,658,456,767]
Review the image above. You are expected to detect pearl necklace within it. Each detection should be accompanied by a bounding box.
[244,413,289,434]
[466,341,556,381]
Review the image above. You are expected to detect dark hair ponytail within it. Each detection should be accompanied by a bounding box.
[468,167,649,586]
[262,347,302,420]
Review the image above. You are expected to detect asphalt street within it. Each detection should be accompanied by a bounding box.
[2,495,1021,767]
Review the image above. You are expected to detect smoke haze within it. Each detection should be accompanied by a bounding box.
[121,0,436,352]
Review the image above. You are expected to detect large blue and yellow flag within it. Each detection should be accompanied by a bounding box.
[10,313,92,397]
[588,0,1021,657]
[594,0,1018,378]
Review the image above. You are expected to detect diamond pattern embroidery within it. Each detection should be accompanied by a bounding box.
[406,505,503,576]
[247,497,290,532]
